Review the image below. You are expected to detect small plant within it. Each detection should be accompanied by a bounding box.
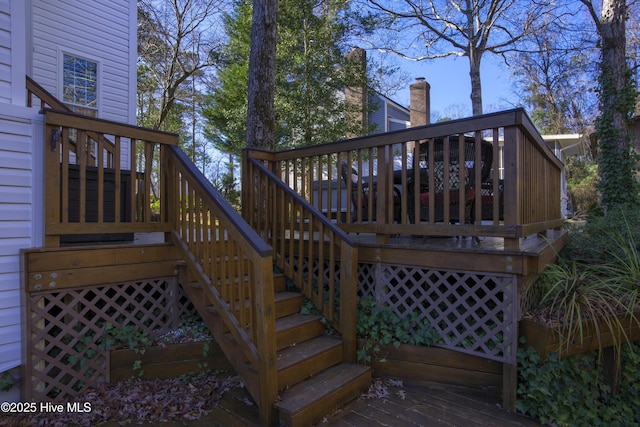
[356,297,438,362]
[0,371,16,391]
[98,323,152,351]
[531,214,640,359]
[98,323,152,377]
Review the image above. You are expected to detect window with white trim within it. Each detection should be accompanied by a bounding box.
[62,53,98,116]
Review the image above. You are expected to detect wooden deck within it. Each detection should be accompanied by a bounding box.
[96,378,540,426]
[351,228,567,276]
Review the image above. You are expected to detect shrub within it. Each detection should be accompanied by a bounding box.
[571,204,640,264]
[517,342,640,426]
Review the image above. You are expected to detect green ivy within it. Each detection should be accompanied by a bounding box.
[517,342,640,426]
[594,61,639,210]
[98,322,152,352]
[98,323,153,378]
[356,297,439,362]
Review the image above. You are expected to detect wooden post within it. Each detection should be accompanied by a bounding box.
[44,122,61,247]
[340,241,358,363]
[502,362,517,411]
[376,147,389,244]
[502,125,521,250]
[602,346,620,395]
[253,256,278,426]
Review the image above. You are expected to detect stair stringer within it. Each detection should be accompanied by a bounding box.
[171,232,279,425]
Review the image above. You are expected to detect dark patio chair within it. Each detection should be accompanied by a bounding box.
[340,161,402,223]
[408,136,493,224]
[477,180,505,221]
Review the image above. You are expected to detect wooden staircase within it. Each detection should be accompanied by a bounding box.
[179,267,371,427]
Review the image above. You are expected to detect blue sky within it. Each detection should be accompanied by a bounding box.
[391,54,519,119]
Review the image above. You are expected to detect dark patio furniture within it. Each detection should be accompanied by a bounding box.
[477,180,505,221]
[408,136,494,224]
[340,161,402,223]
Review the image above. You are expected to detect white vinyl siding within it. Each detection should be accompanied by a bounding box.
[0,0,11,104]
[0,105,39,373]
[31,0,133,123]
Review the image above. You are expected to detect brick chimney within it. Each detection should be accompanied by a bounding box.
[345,47,368,136]
[410,77,430,127]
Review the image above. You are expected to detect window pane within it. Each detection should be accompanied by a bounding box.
[63,54,97,109]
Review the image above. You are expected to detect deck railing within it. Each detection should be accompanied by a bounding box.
[167,146,278,423]
[246,108,564,249]
[34,82,279,423]
[42,109,176,246]
[244,156,359,361]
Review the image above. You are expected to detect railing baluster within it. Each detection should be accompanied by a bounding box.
[248,108,563,246]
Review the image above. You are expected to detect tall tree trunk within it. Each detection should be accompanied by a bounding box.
[586,0,638,208]
[246,0,278,150]
[600,0,628,153]
[469,51,484,116]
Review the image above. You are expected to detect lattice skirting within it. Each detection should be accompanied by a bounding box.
[358,263,518,364]
[24,277,195,401]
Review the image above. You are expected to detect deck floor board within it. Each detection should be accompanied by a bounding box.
[96,378,540,426]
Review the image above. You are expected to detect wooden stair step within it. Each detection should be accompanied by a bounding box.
[274,273,287,292]
[277,335,343,391]
[276,313,324,350]
[274,363,372,427]
[274,291,304,319]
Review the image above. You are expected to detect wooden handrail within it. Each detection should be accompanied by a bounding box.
[250,108,561,170]
[27,75,71,112]
[42,109,179,246]
[168,146,273,256]
[245,156,359,361]
[167,145,278,423]
[246,108,564,249]
[44,109,178,146]
[27,76,117,158]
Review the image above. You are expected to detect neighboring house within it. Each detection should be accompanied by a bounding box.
[543,134,589,218]
[368,91,410,133]
[0,0,136,391]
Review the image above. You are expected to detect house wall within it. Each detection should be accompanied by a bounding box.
[368,94,410,134]
[1,0,27,106]
[31,0,136,124]
[0,103,43,374]
[0,0,136,379]
[0,0,11,104]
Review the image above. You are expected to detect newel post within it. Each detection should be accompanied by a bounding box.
[340,241,359,363]
[43,118,62,247]
[254,255,278,425]
[241,150,251,225]
[502,125,521,250]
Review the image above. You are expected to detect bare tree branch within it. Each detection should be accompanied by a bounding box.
[360,0,554,115]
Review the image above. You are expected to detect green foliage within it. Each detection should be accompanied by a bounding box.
[570,205,640,264]
[98,323,152,352]
[533,211,640,360]
[203,0,369,155]
[356,297,439,362]
[98,323,153,378]
[517,343,640,426]
[594,61,639,209]
[212,168,240,209]
[0,371,16,391]
[68,334,98,369]
[565,157,600,218]
[535,258,638,358]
